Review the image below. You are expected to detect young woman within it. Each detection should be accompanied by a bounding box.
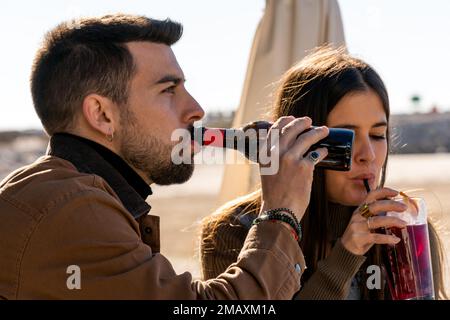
[200,47,447,300]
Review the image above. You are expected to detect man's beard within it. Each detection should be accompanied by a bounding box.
[119,112,194,186]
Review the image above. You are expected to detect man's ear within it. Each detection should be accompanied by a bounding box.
[81,94,118,138]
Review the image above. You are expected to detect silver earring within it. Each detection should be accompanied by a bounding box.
[107,128,114,142]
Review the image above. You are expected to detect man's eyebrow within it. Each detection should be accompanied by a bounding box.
[155,75,184,85]
[331,121,388,129]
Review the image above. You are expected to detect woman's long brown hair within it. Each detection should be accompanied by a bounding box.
[202,46,448,299]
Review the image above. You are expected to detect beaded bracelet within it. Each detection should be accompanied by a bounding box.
[253,208,302,242]
[264,208,302,239]
[265,207,300,226]
[268,211,302,241]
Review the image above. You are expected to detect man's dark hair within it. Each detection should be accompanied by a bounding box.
[30,14,183,135]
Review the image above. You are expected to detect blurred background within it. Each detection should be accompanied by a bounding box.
[0,0,449,289]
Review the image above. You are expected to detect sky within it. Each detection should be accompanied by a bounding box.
[0,0,449,130]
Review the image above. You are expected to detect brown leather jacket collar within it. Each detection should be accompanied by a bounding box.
[47,133,151,219]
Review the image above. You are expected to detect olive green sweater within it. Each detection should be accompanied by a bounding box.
[200,202,367,300]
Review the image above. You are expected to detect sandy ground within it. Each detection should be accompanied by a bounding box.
[151,153,450,289]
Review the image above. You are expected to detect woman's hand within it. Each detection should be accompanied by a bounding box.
[341,187,408,256]
[259,116,329,221]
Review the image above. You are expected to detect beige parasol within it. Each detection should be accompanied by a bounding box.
[218,0,346,204]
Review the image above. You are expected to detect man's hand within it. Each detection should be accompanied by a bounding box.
[259,116,329,221]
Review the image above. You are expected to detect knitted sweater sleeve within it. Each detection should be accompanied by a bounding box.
[200,215,366,300]
[294,239,366,300]
[200,219,249,280]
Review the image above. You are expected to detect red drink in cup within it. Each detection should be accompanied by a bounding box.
[383,195,435,300]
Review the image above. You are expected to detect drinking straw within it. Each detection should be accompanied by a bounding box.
[363,179,371,194]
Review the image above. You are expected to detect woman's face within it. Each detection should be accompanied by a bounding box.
[325,90,388,206]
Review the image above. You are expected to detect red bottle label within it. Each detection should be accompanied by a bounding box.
[202,128,226,147]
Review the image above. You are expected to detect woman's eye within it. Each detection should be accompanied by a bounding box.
[370,135,386,140]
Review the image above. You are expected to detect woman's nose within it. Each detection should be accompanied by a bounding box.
[354,137,376,164]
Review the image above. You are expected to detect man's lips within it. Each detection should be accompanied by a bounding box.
[191,139,202,154]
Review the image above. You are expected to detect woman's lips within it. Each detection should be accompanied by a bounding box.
[352,178,374,186]
[350,174,375,187]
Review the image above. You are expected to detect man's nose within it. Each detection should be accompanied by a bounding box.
[182,93,205,123]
